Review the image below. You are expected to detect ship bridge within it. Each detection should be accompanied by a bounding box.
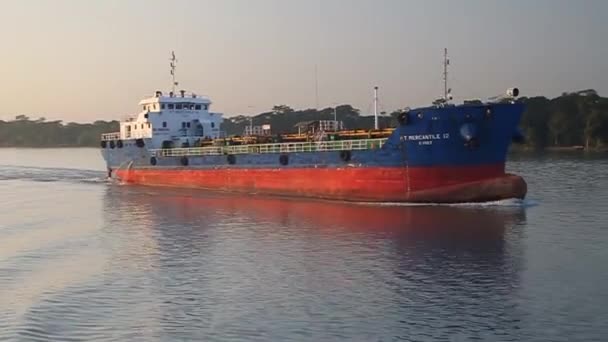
[102,89,223,149]
[101,52,223,149]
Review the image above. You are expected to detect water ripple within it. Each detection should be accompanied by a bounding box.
[0,150,607,341]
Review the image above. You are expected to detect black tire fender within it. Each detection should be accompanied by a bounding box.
[279,154,289,166]
[339,150,351,162]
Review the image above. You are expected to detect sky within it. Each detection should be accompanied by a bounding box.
[0,0,607,122]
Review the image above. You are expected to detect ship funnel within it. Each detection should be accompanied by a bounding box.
[506,88,519,98]
[155,91,162,97]
[180,90,186,97]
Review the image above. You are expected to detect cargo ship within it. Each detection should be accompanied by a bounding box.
[100,52,527,203]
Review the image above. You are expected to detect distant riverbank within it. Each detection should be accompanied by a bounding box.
[2,89,607,149]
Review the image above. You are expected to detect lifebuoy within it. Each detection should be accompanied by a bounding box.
[117,140,123,148]
[180,156,189,166]
[100,141,107,148]
[150,157,157,165]
[109,140,115,149]
[279,154,289,166]
[339,150,351,162]
[227,154,236,165]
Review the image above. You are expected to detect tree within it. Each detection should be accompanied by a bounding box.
[548,111,570,146]
[584,108,603,149]
[272,105,294,114]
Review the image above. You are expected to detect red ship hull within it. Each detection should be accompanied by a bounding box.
[115,164,527,203]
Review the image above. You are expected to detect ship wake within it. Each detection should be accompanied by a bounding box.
[0,165,108,185]
[357,198,538,208]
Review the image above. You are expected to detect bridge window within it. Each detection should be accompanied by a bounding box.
[203,104,208,110]
[168,104,174,110]
[162,121,167,128]
[176,104,183,110]
[211,122,215,128]
[195,104,201,110]
[187,122,191,128]
[141,124,144,129]
[182,122,186,128]
[161,103,166,109]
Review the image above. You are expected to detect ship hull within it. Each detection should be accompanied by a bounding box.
[103,103,528,203]
[115,164,526,203]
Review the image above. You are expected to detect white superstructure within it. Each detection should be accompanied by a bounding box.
[101,53,223,149]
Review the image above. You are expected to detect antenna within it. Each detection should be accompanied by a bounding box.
[373,86,379,130]
[443,48,450,101]
[170,51,179,93]
[314,64,319,110]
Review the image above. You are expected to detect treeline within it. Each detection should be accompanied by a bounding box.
[222,104,393,136]
[0,115,119,147]
[1,90,607,149]
[225,90,608,150]
[517,90,608,149]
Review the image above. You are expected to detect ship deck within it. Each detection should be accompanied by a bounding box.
[149,138,388,157]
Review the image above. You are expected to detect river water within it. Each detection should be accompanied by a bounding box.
[0,148,607,341]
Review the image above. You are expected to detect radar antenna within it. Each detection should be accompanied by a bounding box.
[170,51,179,93]
[432,49,453,106]
[443,48,451,101]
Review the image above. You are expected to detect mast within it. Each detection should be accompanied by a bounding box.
[170,51,178,94]
[443,48,449,101]
[314,64,319,110]
[374,86,379,130]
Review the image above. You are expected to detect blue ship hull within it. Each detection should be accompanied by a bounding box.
[101,103,527,203]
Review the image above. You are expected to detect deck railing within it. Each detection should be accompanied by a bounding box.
[149,138,387,157]
[101,132,121,141]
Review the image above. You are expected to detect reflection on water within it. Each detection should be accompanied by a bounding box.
[96,186,528,341]
[2,149,608,341]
